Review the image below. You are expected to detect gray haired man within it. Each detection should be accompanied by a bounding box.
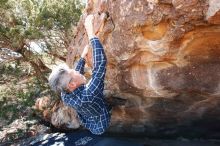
[49,15,111,135]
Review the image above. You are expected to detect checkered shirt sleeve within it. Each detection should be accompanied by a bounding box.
[83,37,107,99]
[75,57,86,75]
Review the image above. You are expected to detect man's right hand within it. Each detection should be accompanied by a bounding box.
[84,15,96,39]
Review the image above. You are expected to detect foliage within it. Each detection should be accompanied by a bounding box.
[0,0,83,47]
[0,0,84,114]
[0,62,36,124]
[0,1,84,143]
[0,0,84,81]
[0,61,55,144]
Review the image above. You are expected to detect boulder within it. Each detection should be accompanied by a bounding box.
[39,0,220,137]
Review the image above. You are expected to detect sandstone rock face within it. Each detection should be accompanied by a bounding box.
[41,0,220,137]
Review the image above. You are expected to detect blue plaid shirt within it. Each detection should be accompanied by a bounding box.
[61,38,111,135]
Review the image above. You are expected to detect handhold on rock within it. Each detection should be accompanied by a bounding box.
[94,12,109,35]
[99,0,108,13]
[85,0,94,13]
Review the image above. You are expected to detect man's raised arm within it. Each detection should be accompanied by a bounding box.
[90,37,107,80]
[83,14,107,96]
[84,15,107,80]
[75,58,85,75]
[74,45,89,74]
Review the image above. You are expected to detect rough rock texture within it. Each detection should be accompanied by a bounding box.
[35,96,80,129]
[38,0,220,137]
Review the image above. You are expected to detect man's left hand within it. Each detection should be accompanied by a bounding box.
[81,45,90,59]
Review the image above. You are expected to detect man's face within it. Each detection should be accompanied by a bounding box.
[68,69,86,90]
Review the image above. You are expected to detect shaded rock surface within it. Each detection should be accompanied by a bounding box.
[16,131,220,146]
[37,0,220,137]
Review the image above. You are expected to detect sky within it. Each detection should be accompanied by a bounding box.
[82,0,87,4]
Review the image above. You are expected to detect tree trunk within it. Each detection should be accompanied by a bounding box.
[20,49,51,82]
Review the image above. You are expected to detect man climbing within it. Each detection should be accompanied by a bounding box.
[48,14,111,135]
